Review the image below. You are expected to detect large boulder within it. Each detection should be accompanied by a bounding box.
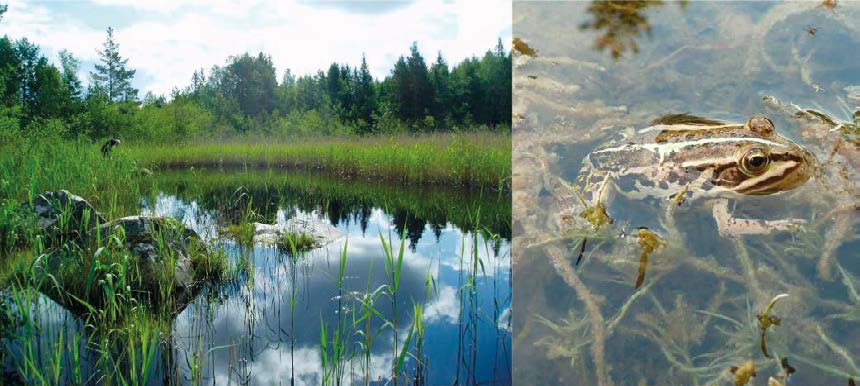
[93,216,202,290]
[27,190,106,235]
[253,216,344,248]
[35,215,210,315]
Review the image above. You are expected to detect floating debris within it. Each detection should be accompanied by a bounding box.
[634,227,665,289]
[669,183,690,206]
[580,201,613,228]
[757,293,789,358]
[819,0,838,11]
[730,360,757,386]
[513,37,538,57]
[804,26,819,36]
[780,356,797,378]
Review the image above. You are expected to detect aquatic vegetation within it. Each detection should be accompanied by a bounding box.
[730,359,757,386]
[512,37,538,57]
[276,231,317,252]
[634,227,665,289]
[125,132,511,191]
[757,293,789,358]
[579,1,688,60]
[513,2,859,384]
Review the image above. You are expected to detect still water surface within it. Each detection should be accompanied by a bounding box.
[7,170,512,385]
[514,2,857,385]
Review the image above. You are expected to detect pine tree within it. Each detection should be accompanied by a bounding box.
[90,27,138,102]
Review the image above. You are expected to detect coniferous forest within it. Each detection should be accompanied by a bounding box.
[1,19,512,143]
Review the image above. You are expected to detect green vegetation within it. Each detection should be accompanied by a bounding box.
[0,9,511,384]
[129,132,510,189]
[1,25,510,143]
[276,231,317,252]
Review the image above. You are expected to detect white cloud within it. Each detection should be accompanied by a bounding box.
[423,285,459,323]
[4,0,512,96]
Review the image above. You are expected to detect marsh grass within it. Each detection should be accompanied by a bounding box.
[0,139,155,218]
[283,231,318,250]
[126,133,511,190]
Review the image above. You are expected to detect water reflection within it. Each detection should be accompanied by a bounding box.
[3,187,511,385]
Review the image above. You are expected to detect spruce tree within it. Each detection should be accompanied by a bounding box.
[90,27,138,102]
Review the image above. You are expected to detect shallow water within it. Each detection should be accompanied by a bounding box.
[514,2,858,385]
[3,170,512,385]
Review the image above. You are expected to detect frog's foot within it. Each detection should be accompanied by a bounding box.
[712,199,806,237]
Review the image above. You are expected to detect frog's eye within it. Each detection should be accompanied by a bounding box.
[740,148,770,175]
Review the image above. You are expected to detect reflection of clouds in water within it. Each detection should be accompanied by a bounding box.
[498,307,512,333]
[145,197,509,383]
[171,230,429,383]
[223,345,396,386]
[142,194,221,241]
[423,285,459,323]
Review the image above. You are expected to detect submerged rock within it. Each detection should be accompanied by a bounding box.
[27,190,106,235]
[253,216,343,248]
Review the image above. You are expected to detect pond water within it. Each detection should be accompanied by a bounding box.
[3,169,512,385]
[513,2,858,386]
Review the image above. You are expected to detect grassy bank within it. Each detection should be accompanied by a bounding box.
[125,133,511,190]
[0,138,155,218]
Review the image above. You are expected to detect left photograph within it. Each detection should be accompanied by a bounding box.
[0,1,512,385]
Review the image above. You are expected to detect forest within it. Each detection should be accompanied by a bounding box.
[0,20,512,144]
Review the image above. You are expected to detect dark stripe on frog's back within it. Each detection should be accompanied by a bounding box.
[649,114,749,144]
[650,113,727,126]
[654,125,754,143]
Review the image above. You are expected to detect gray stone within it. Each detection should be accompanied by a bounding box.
[94,216,203,290]
[27,190,106,234]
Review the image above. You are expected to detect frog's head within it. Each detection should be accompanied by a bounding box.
[713,116,818,195]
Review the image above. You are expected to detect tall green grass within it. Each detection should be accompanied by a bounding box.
[0,139,154,217]
[125,133,511,190]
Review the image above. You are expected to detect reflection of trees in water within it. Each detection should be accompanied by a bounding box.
[581,0,687,59]
[158,172,511,240]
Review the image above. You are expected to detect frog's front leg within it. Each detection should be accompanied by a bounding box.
[712,199,806,237]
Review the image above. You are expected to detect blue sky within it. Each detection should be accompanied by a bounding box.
[2,0,512,97]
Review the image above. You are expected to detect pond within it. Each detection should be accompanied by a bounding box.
[2,169,512,385]
[513,2,858,386]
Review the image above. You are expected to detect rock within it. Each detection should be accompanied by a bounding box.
[35,215,207,315]
[93,216,202,290]
[253,216,343,248]
[27,190,106,234]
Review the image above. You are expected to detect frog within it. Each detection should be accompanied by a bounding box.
[573,113,819,237]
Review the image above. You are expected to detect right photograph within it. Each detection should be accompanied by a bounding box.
[512,1,858,385]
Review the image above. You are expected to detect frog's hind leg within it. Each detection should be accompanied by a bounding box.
[712,199,806,237]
